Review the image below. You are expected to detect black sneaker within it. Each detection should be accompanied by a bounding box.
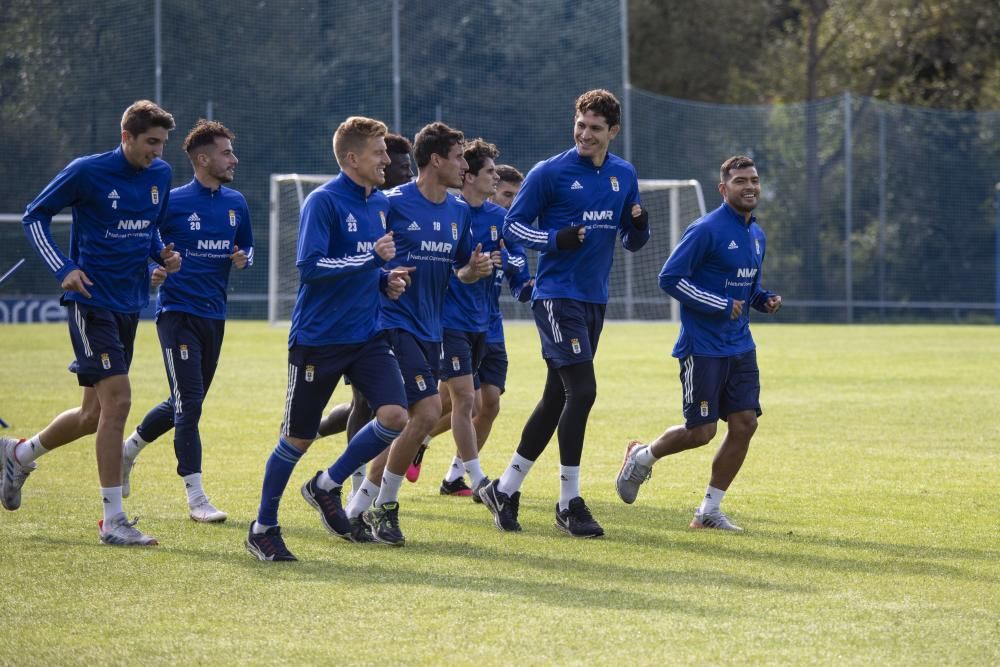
[363,502,405,546]
[471,476,490,504]
[439,477,474,497]
[301,471,350,537]
[246,521,297,561]
[479,478,522,532]
[555,497,604,538]
[346,515,375,543]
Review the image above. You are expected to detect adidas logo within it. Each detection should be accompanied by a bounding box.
[362,489,370,496]
[728,240,738,250]
[407,221,421,231]
[571,180,583,190]
[346,213,357,223]
[188,212,201,223]
[107,190,120,199]
[512,464,522,472]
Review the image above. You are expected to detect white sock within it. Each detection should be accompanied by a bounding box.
[558,465,580,511]
[350,464,366,494]
[346,478,379,518]
[14,435,48,465]
[123,431,150,461]
[375,470,405,506]
[422,434,432,447]
[252,521,274,534]
[101,486,124,523]
[445,456,465,482]
[699,485,726,514]
[316,469,340,492]
[498,453,534,496]
[183,473,206,506]
[636,445,658,467]
[464,457,486,487]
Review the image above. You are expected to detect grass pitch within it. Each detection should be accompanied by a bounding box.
[0,321,997,665]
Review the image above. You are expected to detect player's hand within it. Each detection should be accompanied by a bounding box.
[764,295,782,314]
[150,266,167,288]
[730,299,745,320]
[230,245,249,269]
[61,269,93,298]
[516,278,534,303]
[469,243,493,278]
[555,224,585,250]
[374,231,395,262]
[490,249,503,268]
[631,204,649,230]
[160,243,182,273]
[386,266,415,300]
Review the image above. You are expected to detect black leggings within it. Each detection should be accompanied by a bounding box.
[515,361,597,467]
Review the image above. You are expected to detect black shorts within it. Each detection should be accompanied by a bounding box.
[532,298,605,368]
[679,350,761,428]
[64,300,138,387]
[477,342,508,392]
[439,328,487,389]
[385,328,441,406]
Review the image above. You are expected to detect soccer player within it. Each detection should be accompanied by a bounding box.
[245,116,413,561]
[615,155,781,531]
[316,132,414,447]
[1,100,179,546]
[480,89,650,538]
[346,122,494,546]
[433,162,532,494]
[119,120,253,524]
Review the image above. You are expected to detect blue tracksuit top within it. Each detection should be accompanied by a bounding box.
[486,239,530,344]
[22,146,171,313]
[289,172,391,347]
[658,202,776,358]
[380,181,474,342]
[441,198,505,333]
[155,179,254,320]
[502,147,648,304]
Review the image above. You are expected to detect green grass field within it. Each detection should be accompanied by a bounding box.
[0,321,997,665]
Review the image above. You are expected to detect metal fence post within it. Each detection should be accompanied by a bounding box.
[844,91,853,323]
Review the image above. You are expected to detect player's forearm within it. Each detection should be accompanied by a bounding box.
[503,221,553,252]
[298,254,377,284]
[23,216,73,280]
[661,276,731,316]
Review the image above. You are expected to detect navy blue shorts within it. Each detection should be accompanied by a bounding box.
[283,333,405,439]
[532,298,606,368]
[477,342,508,393]
[64,300,138,387]
[385,328,441,406]
[439,328,487,390]
[155,311,225,412]
[679,350,762,428]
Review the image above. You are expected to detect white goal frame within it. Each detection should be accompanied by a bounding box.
[267,174,706,325]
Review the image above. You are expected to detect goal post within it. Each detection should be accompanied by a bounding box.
[267,174,707,325]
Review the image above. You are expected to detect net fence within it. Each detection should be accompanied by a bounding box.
[1,0,998,323]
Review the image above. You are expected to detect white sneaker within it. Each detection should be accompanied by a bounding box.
[99,513,158,545]
[121,452,136,498]
[690,508,743,532]
[1,437,37,511]
[189,499,227,523]
[615,440,652,504]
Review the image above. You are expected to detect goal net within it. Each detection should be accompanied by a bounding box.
[268,174,706,325]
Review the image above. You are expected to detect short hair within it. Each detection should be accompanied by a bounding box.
[575,89,621,128]
[462,138,499,177]
[495,164,523,185]
[120,100,175,137]
[413,122,464,169]
[720,155,756,182]
[385,133,412,157]
[332,116,388,167]
[182,119,235,156]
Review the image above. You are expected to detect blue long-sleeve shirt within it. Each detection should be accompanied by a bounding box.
[22,146,171,313]
[155,179,254,320]
[289,173,391,346]
[502,147,648,304]
[379,181,474,342]
[658,202,775,358]
[486,239,531,344]
[441,198,505,333]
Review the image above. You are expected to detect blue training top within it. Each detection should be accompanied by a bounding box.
[380,181,474,342]
[289,172,391,347]
[156,179,254,320]
[441,198,506,334]
[658,202,776,358]
[502,147,648,304]
[22,146,171,313]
